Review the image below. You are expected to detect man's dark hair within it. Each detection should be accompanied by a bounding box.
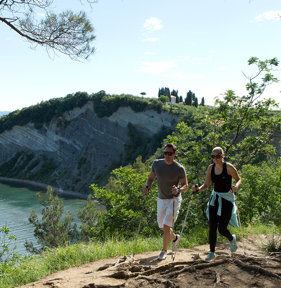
[165,143,177,152]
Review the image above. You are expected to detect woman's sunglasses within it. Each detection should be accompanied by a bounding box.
[211,154,222,159]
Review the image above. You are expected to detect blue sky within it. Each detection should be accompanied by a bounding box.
[1,0,281,111]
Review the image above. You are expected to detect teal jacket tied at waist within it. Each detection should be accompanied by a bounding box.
[206,189,239,229]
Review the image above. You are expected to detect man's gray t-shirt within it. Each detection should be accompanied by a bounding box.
[152,159,186,199]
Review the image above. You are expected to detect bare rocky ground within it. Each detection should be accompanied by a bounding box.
[19,234,281,288]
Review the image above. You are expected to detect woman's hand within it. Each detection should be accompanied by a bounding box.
[192,184,199,193]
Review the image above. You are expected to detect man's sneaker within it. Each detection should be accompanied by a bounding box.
[172,234,180,251]
[157,249,167,260]
[205,252,216,261]
[229,234,237,253]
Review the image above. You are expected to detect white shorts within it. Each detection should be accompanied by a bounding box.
[157,194,182,228]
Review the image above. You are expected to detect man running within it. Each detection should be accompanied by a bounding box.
[143,143,188,260]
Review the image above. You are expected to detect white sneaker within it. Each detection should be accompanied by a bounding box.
[157,249,167,260]
[172,234,180,251]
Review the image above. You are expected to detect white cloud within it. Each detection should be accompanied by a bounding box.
[137,61,176,74]
[164,72,203,80]
[184,56,191,61]
[143,17,163,33]
[256,10,281,22]
[209,50,215,54]
[144,37,158,42]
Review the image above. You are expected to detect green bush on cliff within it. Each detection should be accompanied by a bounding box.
[0,92,90,132]
[0,91,167,133]
[92,92,151,117]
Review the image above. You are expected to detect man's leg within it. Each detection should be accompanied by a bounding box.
[162,224,176,251]
[162,196,181,250]
[157,197,181,260]
[157,198,169,260]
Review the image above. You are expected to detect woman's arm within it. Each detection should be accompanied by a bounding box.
[192,164,212,193]
[227,163,241,193]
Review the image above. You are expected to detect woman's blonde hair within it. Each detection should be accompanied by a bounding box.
[212,147,224,155]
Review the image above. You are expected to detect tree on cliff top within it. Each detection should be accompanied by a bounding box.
[0,0,96,60]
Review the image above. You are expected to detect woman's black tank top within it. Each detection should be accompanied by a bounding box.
[211,162,232,192]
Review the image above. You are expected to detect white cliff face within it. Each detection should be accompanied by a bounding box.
[0,124,63,153]
[0,102,179,193]
[108,107,177,135]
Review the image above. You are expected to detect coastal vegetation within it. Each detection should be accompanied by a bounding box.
[0,57,281,287]
[0,90,202,134]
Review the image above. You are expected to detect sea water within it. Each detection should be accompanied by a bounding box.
[0,183,86,256]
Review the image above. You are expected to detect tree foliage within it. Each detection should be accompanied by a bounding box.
[89,166,159,239]
[200,97,205,106]
[238,160,281,225]
[171,89,178,97]
[78,194,104,241]
[158,87,171,101]
[185,90,193,106]
[0,0,96,60]
[168,59,280,177]
[0,226,22,277]
[185,90,200,107]
[25,186,77,252]
[201,57,280,169]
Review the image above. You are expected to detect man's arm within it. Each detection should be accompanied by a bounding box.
[143,171,156,194]
[172,176,188,195]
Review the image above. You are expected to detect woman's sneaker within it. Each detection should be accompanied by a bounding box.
[172,234,180,251]
[205,252,216,261]
[229,234,237,253]
[157,249,167,260]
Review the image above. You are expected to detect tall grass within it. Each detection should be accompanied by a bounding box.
[1,223,279,288]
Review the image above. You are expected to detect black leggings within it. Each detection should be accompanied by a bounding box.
[208,195,233,252]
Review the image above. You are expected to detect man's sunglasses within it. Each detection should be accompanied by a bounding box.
[164,151,174,156]
[211,154,222,159]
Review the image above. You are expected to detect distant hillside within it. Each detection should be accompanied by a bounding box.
[0,92,191,194]
[0,111,10,117]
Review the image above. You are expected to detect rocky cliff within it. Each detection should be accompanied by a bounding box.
[0,101,179,194]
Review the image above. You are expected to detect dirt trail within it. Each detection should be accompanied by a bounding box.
[19,234,281,288]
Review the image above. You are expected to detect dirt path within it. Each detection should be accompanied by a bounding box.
[19,234,281,288]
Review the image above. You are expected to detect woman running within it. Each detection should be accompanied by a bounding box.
[192,147,241,260]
